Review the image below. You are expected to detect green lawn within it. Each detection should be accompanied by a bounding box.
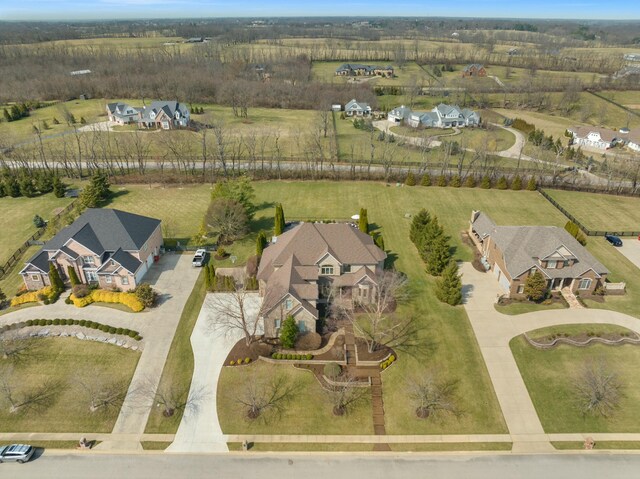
[141,441,172,450]
[0,245,41,298]
[145,270,205,434]
[0,337,139,432]
[227,442,375,452]
[218,361,373,435]
[389,442,512,452]
[553,441,640,450]
[527,324,635,339]
[494,300,567,316]
[0,193,74,265]
[545,189,640,232]
[511,335,640,433]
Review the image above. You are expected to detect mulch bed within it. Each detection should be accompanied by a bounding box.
[531,330,639,345]
[224,338,273,365]
[355,338,393,362]
[497,292,567,307]
[461,231,486,273]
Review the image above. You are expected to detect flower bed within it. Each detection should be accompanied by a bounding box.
[10,286,59,307]
[68,290,144,312]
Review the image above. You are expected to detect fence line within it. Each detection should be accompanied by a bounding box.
[538,188,640,237]
[0,200,78,280]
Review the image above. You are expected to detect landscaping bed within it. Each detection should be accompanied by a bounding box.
[495,293,568,315]
[525,324,638,349]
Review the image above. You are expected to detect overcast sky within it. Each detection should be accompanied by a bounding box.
[1,0,639,21]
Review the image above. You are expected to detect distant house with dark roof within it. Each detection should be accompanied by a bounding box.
[20,209,163,292]
[567,126,623,150]
[138,101,190,130]
[106,102,139,125]
[469,211,608,298]
[406,103,480,129]
[335,63,394,78]
[462,64,487,78]
[256,223,386,338]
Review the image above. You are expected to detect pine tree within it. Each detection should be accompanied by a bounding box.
[280,315,298,349]
[6,177,20,197]
[420,174,431,186]
[480,175,491,189]
[464,175,476,188]
[3,108,10,122]
[437,175,447,187]
[208,264,216,289]
[496,176,508,190]
[204,264,212,291]
[511,175,522,190]
[53,117,60,125]
[426,235,452,276]
[524,271,547,302]
[67,266,81,286]
[0,287,6,309]
[374,234,385,251]
[449,175,461,187]
[435,261,463,306]
[418,216,444,263]
[526,177,537,191]
[274,204,285,236]
[33,214,46,228]
[52,176,65,198]
[80,117,87,125]
[358,208,368,234]
[80,171,111,208]
[19,176,36,197]
[410,209,431,245]
[48,262,64,292]
[256,231,267,256]
[405,172,416,186]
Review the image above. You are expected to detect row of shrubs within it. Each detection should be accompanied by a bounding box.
[229,357,252,366]
[271,353,314,360]
[380,354,396,370]
[10,286,60,307]
[6,318,143,340]
[67,290,145,312]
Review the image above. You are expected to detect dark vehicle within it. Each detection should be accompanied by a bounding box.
[0,444,35,463]
[605,235,622,247]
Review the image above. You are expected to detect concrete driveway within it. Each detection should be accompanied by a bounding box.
[617,237,640,270]
[167,292,262,453]
[460,262,640,453]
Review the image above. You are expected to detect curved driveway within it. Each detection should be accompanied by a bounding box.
[460,262,640,453]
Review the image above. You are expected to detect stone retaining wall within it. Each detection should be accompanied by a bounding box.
[524,333,640,350]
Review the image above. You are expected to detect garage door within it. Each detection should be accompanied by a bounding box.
[493,264,511,292]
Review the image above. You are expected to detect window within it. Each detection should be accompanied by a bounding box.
[285,299,293,310]
[517,285,525,294]
[82,256,95,265]
[105,276,112,284]
[321,265,334,275]
[121,276,129,285]
[31,274,39,281]
[343,264,351,273]
[275,318,281,329]
[86,271,98,282]
[578,278,592,290]
[546,260,557,269]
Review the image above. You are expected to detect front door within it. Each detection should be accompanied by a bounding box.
[551,278,562,290]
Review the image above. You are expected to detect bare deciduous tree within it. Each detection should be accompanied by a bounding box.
[237,372,296,421]
[573,359,623,418]
[324,376,368,416]
[76,375,128,413]
[0,366,61,413]
[207,286,264,346]
[408,371,459,419]
[133,377,209,418]
[0,337,37,362]
[205,197,249,242]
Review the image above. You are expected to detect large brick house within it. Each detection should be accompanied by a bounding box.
[20,209,163,292]
[257,223,386,338]
[105,100,190,130]
[462,64,487,77]
[469,211,608,297]
[567,126,622,150]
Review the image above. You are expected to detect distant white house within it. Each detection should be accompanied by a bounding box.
[628,131,640,152]
[387,105,412,124]
[398,103,480,129]
[623,53,640,62]
[106,102,139,125]
[344,99,371,117]
[105,100,190,130]
[567,126,622,150]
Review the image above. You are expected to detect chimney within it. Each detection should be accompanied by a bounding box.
[471,210,480,223]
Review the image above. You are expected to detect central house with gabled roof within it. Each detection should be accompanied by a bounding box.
[257,222,387,338]
[20,209,163,292]
[469,211,608,297]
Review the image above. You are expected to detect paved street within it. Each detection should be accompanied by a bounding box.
[167,292,262,453]
[5,452,640,479]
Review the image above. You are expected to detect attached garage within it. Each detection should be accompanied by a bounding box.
[492,264,511,292]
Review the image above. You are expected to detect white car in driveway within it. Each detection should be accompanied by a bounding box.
[192,249,207,267]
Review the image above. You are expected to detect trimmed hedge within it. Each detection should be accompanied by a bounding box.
[69,289,144,312]
[380,354,397,370]
[10,286,58,307]
[270,352,314,360]
[11,318,142,341]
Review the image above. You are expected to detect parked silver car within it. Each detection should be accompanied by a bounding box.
[0,444,35,463]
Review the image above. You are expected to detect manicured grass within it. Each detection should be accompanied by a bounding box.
[144,270,205,434]
[527,324,635,339]
[510,335,640,433]
[227,442,375,452]
[552,441,640,450]
[545,189,640,232]
[492,107,579,140]
[0,245,41,298]
[0,337,139,432]
[494,300,567,316]
[141,441,172,451]
[0,193,74,265]
[218,361,374,435]
[29,441,101,449]
[389,442,512,452]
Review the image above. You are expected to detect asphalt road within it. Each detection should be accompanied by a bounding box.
[5,452,640,479]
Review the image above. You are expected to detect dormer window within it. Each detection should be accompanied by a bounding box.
[547,260,557,269]
[321,265,334,275]
[285,299,293,310]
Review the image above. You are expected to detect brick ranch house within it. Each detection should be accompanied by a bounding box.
[461,63,487,77]
[257,222,386,338]
[469,211,608,298]
[20,209,163,292]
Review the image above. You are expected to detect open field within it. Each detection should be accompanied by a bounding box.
[0,192,74,265]
[0,337,139,432]
[492,107,580,140]
[18,36,186,50]
[218,361,374,435]
[511,334,640,433]
[390,124,516,152]
[598,91,640,110]
[545,189,640,232]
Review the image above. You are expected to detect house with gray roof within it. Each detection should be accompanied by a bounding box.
[567,126,623,150]
[137,101,190,130]
[406,103,480,129]
[469,211,608,298]
[335,64,394,78]
[106,102,139,125]
[344,99,372,117]
[387,105,412,124]
[257,222,386,338]
[20,209,163,292]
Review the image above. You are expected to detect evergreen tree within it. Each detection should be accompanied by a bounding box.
[524,271,547,302]
[426,235,452,276]
[52,176,65,198]
[6,177,20,197]
[0,287,6,309]
[496,176,508,190]
[204,264,212,291]
[256,231,267,256]
[435,261,463,306]
[35,172,52,194]
[80,171,111,208]
[3,108,10,122]
[526,177,537,191]
[418,216,445,263]
[208,264,216,289]
[464,175,476,188]
[410,209,431,245]
[274,204,285,236]
[374,233,385,251]
[80,116,87,125]
[405,172,416,186]
[33,214,46,228]
[67,266,81,286]
[10,105,20,120]
[42,120,49,130]
[437,175,447,187]
[19,176,36,197]
[280,315,298,349]
[511,175,523,190]
[480,175,492,189]
[358,208,368,234]
[449,175,461,187]
[420,174,431,186]
[48,262,64,292]
[53,117,60,125]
